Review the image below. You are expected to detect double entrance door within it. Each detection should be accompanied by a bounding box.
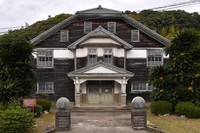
[87,81,113,104]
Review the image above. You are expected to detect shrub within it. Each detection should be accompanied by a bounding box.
[0,106,35,133]
[34,104,43,117]
[175,102,195,116]
[151,100,173,115]
[175,102,200,118]
[37,98,52,112]
[0,103,7,110]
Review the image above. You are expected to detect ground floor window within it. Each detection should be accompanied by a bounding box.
[131,82,155,92]
[37,82,54,94]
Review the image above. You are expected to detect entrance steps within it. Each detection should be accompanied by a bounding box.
[71,106,131,112]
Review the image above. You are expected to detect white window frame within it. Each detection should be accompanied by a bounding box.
[107,22,116,33]
[37,82,54,94]
[103,48,113,64]
[60,29,69,42]
[147,50,163,67]
[37,49,54,68]
[84,21,92,33]
[131,82,155,92]
[131,30,140,42]
[88,48,97,64]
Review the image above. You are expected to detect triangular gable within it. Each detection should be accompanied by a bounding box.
[84,66,117,73]
[68,61,133,78]
[67,26,133,50]
[31,6,170,47]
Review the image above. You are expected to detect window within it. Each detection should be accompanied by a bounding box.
[88,49,97,64]
[147,50,163,67]
[107,22,116,33]
[60,29,69,42]
[131,30,139,42]
[37,82,54,94]
[103,49,113,64]
[37,50,53,68]
[131,82,155,92]
[84,21,92,33]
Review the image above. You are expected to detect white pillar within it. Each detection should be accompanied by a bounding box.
[74,77,80,107]
[121,77,127,106]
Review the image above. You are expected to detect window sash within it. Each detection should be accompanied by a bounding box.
[131,83,155,92]
[108,22,116,33]
[37,50,53,68]
[60,30,69,42]
[37,82,54,93]
[103,49,113,64]
[88,49,97,64]
[84,21,92,33]
[131,30,139,42]
[147,50,163,67]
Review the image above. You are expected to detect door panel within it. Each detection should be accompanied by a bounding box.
[101,88,113,104]
[88,88,100,104]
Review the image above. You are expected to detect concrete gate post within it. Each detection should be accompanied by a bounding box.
[55,97,71,132]
[131,96,147,130]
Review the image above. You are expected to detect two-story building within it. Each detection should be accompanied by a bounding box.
[31,6,170,107]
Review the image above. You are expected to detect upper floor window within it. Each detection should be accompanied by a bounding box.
[131,82,155,92]
[147,50,163,67]
[84,21,92,33]
[107,22,116,33]
[88,49,97,64]
[37,50,53,68]
[37,82,54,94]
[104,49,113,64]
[60,29,69,42]
[131,30,140,42]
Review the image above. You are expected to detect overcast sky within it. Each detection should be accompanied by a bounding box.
[0,0,200,31]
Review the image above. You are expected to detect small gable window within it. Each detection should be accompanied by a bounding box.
[147,50,163,67]
[60,29,69,42]
[88,48,97,64]
[37,49,53,68]
[84,21,92,33]
[131,30,140,42]
[104,49,113,64]
[37,82,54,94]
[107,22,116,33]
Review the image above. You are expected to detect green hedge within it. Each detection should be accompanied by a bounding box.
[0,106,35,133]
[37,98,52,112]
[34,104,43,117]
[151,100,173,115]
[0,103,7,111]
[175,102,200,118]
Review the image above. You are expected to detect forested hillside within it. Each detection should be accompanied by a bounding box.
[126,10,200,39]
[0,10,200,43]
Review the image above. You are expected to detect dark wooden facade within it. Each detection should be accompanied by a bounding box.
[32,6,170,103]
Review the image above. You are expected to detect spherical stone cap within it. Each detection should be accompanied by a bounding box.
[132,96,145,109]
[56,97,70,110]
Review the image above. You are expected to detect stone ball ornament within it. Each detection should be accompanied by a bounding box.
[56,97,70,110]
[132,96,145,109]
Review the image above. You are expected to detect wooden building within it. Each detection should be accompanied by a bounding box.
[31,6,170,107]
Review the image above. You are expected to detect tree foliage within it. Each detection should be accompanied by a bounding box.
[0,39,35,104]
[149,29,200,106]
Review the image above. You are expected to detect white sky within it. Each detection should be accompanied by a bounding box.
[0,0,200,30]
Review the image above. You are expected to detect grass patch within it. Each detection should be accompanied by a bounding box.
[27,112,55,133]
[147,103,200,133]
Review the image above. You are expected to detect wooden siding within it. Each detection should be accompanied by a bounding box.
[33,59,75,101]
[36,19,165,48]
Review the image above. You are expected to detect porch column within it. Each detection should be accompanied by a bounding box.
[121,77,127,106]
[75,77,80,107]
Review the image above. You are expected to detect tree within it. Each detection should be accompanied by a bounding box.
[149,29,200,106]
[0,38,35,104]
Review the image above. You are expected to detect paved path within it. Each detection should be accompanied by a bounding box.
[56,112,150,133]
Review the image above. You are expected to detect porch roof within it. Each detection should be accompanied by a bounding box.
[68,61,134,78]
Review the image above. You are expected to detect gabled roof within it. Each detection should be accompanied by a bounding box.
[67,26,133,50]
[31,6,170,46]
[68,61,134,78]
[76,5,123,14]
